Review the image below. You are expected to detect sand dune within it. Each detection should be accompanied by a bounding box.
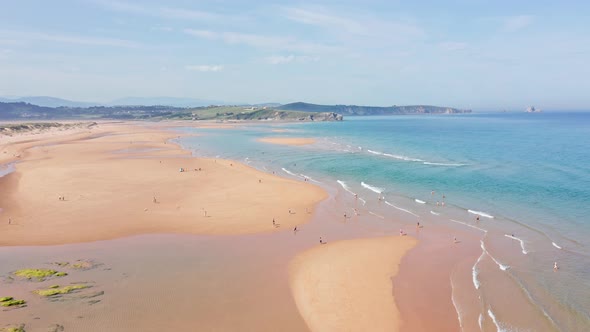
[0,122,326,246]
[289,236,417,332]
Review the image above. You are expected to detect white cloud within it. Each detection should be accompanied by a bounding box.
[281,6,425,40]
[94,0,233,22]
[185,65,224,72]
[184,29,337,53]
[266,55,319,65]
[439,42,467,51]
[503,15,534,31]
[151,25,173,32]
[0,30,139,48]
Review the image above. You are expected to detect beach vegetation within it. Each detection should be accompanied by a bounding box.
[34,284,90,297]
[12,269,66,281]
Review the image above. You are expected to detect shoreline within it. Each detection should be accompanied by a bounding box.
[0,122,327,246]
[258,137,316,146]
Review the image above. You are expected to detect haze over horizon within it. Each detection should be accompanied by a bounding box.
[1,1,589,110]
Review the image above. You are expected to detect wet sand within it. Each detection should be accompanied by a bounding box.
[258,137,316,146]
[289,236,417,332]
[0,122,326,245]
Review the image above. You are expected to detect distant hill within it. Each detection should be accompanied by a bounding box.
[277,102,471,115]
[0,96,98,108]
[0,102,342,122]
[109,96,225,107]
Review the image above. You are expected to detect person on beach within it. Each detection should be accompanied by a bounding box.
[431,191,435,195]
[320,237,323,244]
[442,201,445,207]
[354,194,358,199]
[294,226,297,232]
[203,210,207,217]
[344,212,347,218]
[476,216,480,222]
[273,218,275,226]
[554,262,559,270]
[8,218,11,225]
[436,201,440,206]
[354,208,359,216]
[289,209,292,214]
[416,222,420,229]
[153,196,157,204]
[454,237,459,243]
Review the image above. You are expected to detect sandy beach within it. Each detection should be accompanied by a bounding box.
[258,137,316,146]
[289,236,417,332]
[0,122,326,246]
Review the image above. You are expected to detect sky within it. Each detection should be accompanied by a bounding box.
[0,0,589,110]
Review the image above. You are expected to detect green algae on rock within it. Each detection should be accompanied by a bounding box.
[0,325,26,332]
[0,297,26,307]
[34,284,90,297]
[12,269,67,281]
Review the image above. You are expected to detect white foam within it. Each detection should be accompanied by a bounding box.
[552,242,562,250]
[430,211,441,216]
[367,149,424,162]
[487,309,510,332]
[359,197,367,206]
[478,313,484,331]
[481,240,510,271]
[281,168,298,177]
[450,219,487,233]
[450,277,464,331]
[504,234,528,255]
[299,173,322,184]
[423,162,466,167]
[468,210,495,219]
[337,180,357,196]
[361,181,384,194]
[415,199,426,204]
[472,249,485,290]
[385,201,419,217]
[368,211,384,219]
[383,153,424,162]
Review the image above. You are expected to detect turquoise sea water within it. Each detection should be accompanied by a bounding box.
[179,112,590,331]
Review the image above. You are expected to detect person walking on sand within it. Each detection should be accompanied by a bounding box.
[320,237,323,244]
[554,262,559,271]
[294,226,297,232]
[476,216,480,222]
[273,218,275,226]
[454,237,459,243]
[8,218,11,225]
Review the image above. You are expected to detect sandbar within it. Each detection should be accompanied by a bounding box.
[289,236,417,332]
[258,137,316,146]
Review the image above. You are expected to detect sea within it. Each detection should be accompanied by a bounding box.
[178,112,590,332]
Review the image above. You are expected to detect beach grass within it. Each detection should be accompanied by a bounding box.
[0,325,25,332]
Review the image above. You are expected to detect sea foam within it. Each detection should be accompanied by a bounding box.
[337,180,356,196]
[552,242,562,250]
[430,211,441,216]
[468,210,495,219]
[504,234,528,255]
[415,199,426,204]
[423,162,466,167]
[281,168,298,177]
[481,240,510,271]
[361,181,384,194]
[385,201,419,217]
[450,219,487,233]
[369,211,384,219]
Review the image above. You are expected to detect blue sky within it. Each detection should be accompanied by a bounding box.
[0,1,589,109]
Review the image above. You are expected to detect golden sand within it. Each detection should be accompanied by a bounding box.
[289,236,417,332]
[0,122,326,246]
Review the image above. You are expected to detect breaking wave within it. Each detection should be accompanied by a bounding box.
[505,234,528,255]
[361,181,384,194]
[385,201,419,217]
[468,210,495,219]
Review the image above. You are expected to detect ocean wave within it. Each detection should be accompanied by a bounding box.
[430,211,441,216]
[359,197,367,205]
[504,234,528,255]
[468,210,495,219]
[552,242,562,250]
[450,277,464,330]
[385,201,419,217]
[415,199,426,204]
[337,180,356,196]
[450,219,487,233]
[282,168,298,177]
[481,240,510,271]
[473,249,485,290]
[299,173,322,184]
[367,149,424,162]
[423,162,466,167]
[368,211,384,219]
[361,181,384,194]
[478,314,484,331]
[487,309,507,332]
